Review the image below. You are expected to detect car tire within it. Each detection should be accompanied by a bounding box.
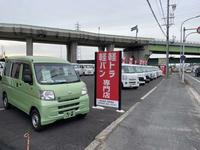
[3,93,10,109]
[78,113,87,119]
[121,83,124,89]
[31,109,42,131]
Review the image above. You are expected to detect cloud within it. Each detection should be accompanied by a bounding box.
[0,0,199,59]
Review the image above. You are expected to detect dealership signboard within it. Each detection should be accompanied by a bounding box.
[94,51,122,110]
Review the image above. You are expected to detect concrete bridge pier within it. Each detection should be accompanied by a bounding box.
[26,38,33,56]
[67,42,77,63]
[106,44,115,51]
[98,46,105,52]
[123,46,151,62]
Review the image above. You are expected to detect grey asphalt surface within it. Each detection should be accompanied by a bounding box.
[185,73,200,94]
[99,74,200,150]
[0,76,162,150]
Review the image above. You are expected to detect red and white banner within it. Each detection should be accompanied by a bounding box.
[129,57,133,64]
[122,56,126,64]
[95,51,121,108]
[160,65,166,75]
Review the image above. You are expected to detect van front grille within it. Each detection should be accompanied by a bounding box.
[57,97,80,102]
[58,102,79,109]
[58,107,79,114]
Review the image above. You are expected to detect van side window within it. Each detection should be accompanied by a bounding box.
[22,64,33,84]
[4,61,11,76]
[11,63,21,79]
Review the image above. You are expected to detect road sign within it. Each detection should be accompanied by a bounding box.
[95,51,122,110]
[180,55,186,62]
[197,26,200,34]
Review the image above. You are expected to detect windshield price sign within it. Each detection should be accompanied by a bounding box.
[95,51,122,109]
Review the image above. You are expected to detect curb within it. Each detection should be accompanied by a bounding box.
[85,102,140,150]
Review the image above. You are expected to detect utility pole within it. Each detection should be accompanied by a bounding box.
[75,22,80,31]
[166,0,170,78]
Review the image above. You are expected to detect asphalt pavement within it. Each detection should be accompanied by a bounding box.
[97,74,200,150]
[0,76,162,150]
[185,73,200,94]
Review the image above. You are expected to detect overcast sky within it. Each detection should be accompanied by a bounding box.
[0,0,200,60]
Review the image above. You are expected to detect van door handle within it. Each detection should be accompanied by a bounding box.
[16,83,21,87]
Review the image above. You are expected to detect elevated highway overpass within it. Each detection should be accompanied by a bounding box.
[0,23,200,63]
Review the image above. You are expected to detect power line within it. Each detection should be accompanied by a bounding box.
[155,0,163,19]
[159,0,166,25]
[146,0,166,37]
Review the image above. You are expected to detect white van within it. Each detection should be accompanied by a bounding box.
[132,65,146,85]
[0,61,5,76]
[81,64,95,75]
[121,64,140,88]
[72,63,83,76]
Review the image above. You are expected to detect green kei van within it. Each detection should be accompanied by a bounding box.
[0,56,90,130]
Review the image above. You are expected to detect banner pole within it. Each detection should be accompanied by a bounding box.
[116,51,124,113]
[94,52,97,107]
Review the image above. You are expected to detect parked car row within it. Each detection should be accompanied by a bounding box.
[195,67,200,77]
[121,64,163,89]
[72,63,95,76]
[0,56,162,131]
[0,61,5,75]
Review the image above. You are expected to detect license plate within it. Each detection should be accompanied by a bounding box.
[64,110,75,119]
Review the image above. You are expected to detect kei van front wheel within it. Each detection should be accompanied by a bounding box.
[3,94,10,109]
[31,109,42,131]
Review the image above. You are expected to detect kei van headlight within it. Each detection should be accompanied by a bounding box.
[40,90,55,100]
[81,86,88,95]
[123,75,128,80]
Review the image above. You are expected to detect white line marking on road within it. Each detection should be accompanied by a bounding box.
[186,74,200,83]
[140,86,157,100]
[0,108,5,111]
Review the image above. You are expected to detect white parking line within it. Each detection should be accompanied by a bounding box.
[140,86,157,100]
[186,74,200,83]
[0,108,5,111]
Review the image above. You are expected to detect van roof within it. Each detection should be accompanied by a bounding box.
[6,56,68,63]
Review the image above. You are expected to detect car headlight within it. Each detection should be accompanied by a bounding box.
[123,75,128,80]
[81,86,88,95]
[40,90,55,100]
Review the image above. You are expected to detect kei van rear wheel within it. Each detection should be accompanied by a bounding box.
[31,109,42,131]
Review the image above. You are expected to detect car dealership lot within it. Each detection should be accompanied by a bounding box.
[0,76,162,150]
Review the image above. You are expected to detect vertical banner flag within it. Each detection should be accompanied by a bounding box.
[95,51,122,109]
[122,56,126,64]
[129,57,133,64]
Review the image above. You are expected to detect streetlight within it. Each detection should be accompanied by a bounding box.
[182,27,200,82]
[131,25,138,38]
[179,15,200,77]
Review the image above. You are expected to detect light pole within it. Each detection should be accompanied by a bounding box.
[131,25,138,38]
[182,27,199,82]
[179,15,200,77]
